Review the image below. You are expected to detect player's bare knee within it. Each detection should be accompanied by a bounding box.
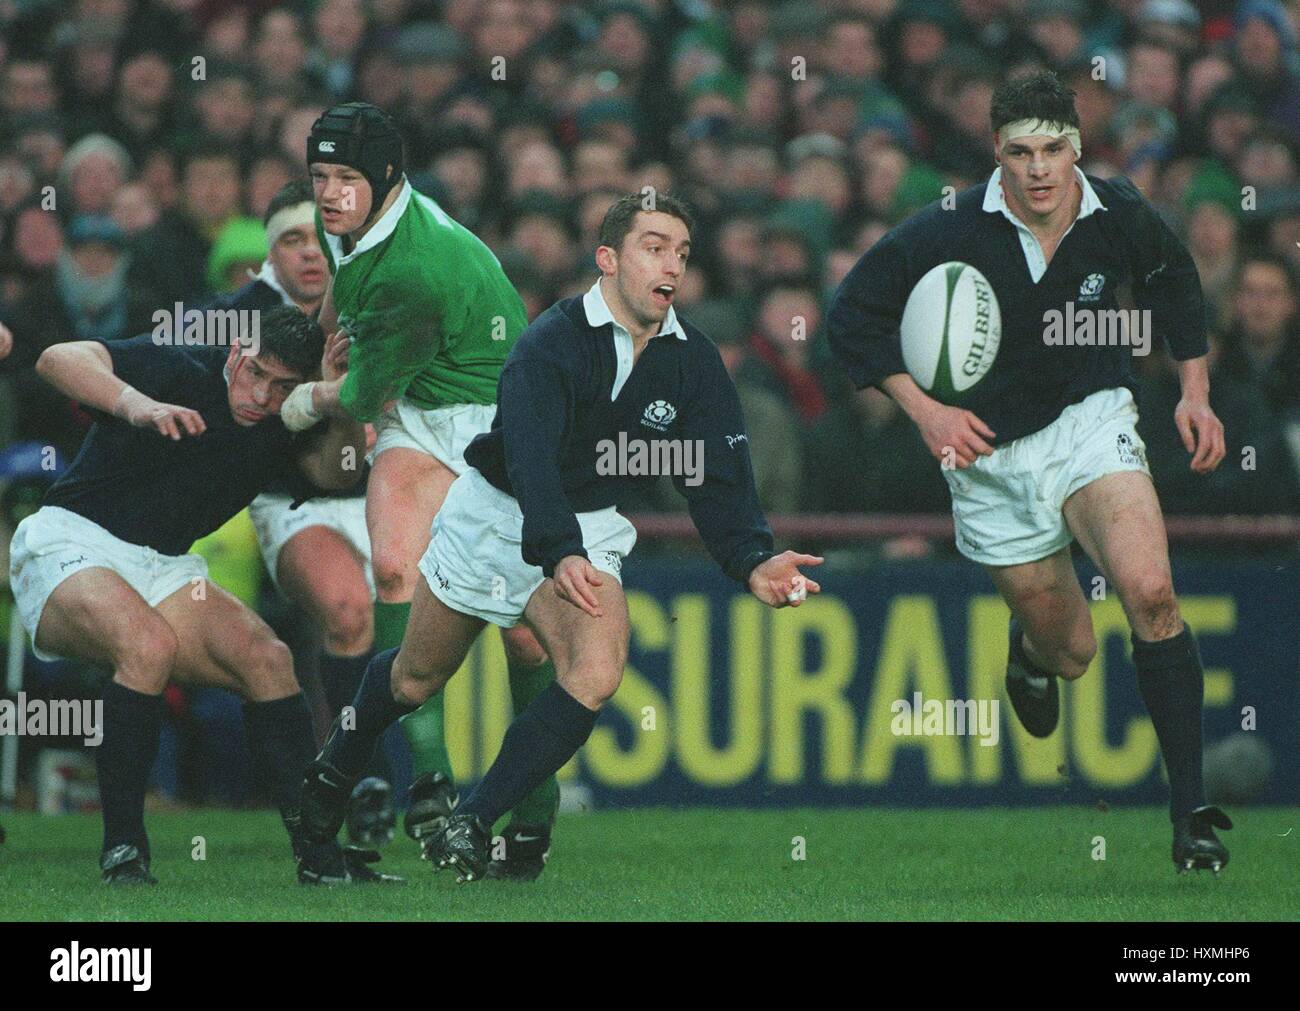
[242,635,298,699]
[115,624,179,692]
[322,594,373,654]
[1057,632,1096,681]
[1124,576,1180,640]
[560,652,626,708]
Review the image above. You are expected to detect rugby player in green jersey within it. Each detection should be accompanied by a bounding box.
[282,103,558,879]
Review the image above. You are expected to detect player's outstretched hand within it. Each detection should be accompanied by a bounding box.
[749,551,824,608]
[553,554,604,618]
[116,387,206,440]
[1175,396,1225,474]
[916,402,995,469]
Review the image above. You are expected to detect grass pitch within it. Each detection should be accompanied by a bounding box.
[1,807,1296,921]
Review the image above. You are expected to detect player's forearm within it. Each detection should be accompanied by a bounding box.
[880,372,941,425]
[309,377,348,419]
[1175,355,1211,403]
[317,278,338,333]
[35,342,132,415]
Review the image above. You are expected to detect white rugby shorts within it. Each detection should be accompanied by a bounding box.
[9,506,208,661]
[248,492,375,599]
[371,400,496,471]
[942,387,1152,566]
[418,467,637,627]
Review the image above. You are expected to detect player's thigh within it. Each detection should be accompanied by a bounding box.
[1063,470,1179,637]
[522,578,630,708]
[985,546,1095,676]
[155,580,297,701]
[389,575,485,703]
[276,524,372,643]
[500,624,548,667]
[37,567,179,690]
[367,447,457,593]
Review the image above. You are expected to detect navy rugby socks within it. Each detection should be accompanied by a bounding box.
[457,681,597,828]
[1132,626,1206,821]
[317,649,374,718]
[322,647,416,779]
[97,680,165,859]
[243,692,316,815]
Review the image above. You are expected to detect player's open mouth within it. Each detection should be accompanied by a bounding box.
[1028,185,1053,198]
[652,284,675,306]
[237,407,266,422]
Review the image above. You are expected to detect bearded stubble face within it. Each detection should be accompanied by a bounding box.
[995,133,1079,227]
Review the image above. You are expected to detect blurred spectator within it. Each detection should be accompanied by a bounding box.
[743,279,830,426]
[804,385,951,514]
[206,217,268,295]
[128,140,242,306]
[1218,254,1300,415]
[56,214,148,342]
[1232,0,1300,144]
[58,133,131,217]
[1139,342,1300,514]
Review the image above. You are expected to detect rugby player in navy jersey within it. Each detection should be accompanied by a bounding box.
[828,71,1232,873]
[297,193,824,880]
[9,305,399,884]
[217,180,396,846]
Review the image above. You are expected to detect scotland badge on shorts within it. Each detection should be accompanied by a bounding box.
[1116,431,1146,466]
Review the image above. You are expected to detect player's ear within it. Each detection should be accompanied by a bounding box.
[594,244,617,276]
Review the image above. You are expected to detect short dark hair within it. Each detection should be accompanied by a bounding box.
[989,71,1080,136]
[598,192,694,252]
[263,179,315,227]
[257,305,323,377]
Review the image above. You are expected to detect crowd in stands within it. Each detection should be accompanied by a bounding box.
[1,0,1298,518]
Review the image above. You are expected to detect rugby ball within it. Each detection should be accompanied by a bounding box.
[900,262,1001,403]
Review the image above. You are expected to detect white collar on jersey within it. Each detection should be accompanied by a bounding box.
[982,165,1107,224]
[583,277,686,401]
[582,278,687,341]
[324,177,413,266]
[250,259,297,308]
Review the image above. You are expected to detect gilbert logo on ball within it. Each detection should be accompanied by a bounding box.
[900,262,1001,404]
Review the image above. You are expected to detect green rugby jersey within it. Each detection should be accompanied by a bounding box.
[316,179,526,420]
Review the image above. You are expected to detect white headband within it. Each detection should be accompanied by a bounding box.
[997,119,1082,157]
[265,201,317,247]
